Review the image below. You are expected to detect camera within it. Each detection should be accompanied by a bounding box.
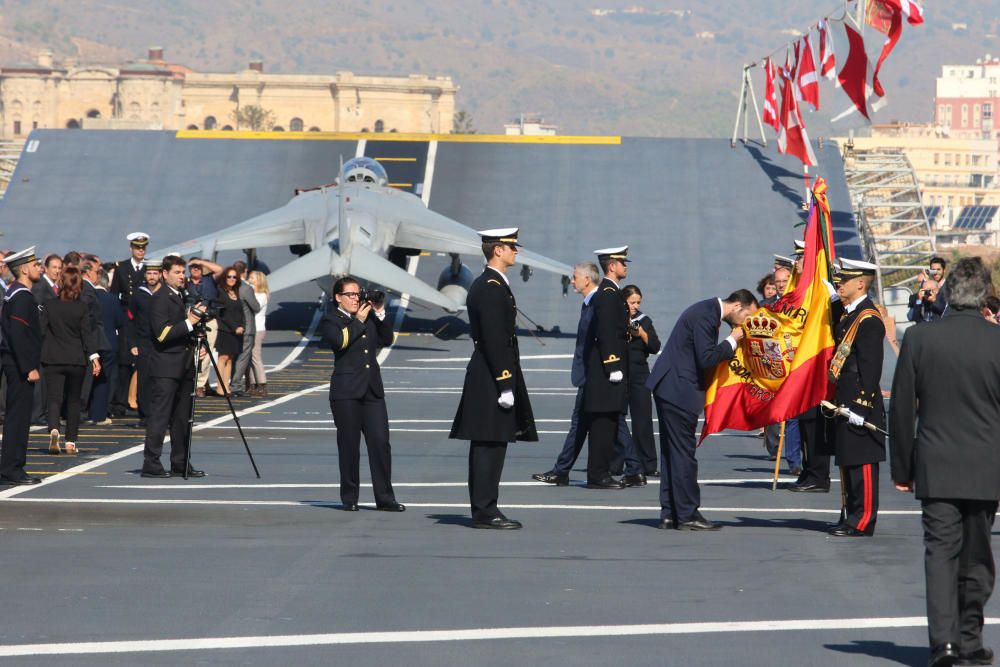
[629,320,641,332]
[183,290,222,321]
[923,290,932,298]
[360,289,386,305]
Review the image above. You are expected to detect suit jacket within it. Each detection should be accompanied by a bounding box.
[126,286,155,355]
[320,307,394,400]
[148,286,195,379]
[831,296,886,466]
[31,277,58,306]
[890,309,1000,500]
[570,297,595,387]
[110,259,144,309]
[1,283,42,377]
[238,281,261,336]
[583,278,630,413]
[40,299,99,366]
[81,281,111,353]
[646,298,736,417]
[95,287,124,358]
[450,267,537,442]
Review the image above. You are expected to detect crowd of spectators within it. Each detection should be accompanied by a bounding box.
[0,246,271,445]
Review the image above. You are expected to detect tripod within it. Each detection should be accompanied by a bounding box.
[183,325,261,479]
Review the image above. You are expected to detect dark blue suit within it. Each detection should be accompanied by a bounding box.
[89,288,124,422]
[647,298,736,521]
[550,293,639,478]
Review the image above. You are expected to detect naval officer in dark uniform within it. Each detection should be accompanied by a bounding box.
[450,228,538,529]
[827,258,886,537]
[141,255,206,478]
[320,276,403,512]
[582,246,634,488]
[110,232,148,416]
[128,259,162,427]
[0,247,44,485]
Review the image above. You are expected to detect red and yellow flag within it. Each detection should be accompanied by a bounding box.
[700,179,837,441]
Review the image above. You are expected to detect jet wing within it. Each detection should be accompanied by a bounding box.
[149,191,331,258]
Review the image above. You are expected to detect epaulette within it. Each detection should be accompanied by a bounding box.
[487,279,503,287]
[603,286,615,292]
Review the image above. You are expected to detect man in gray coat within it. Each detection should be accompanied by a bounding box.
[891,256,1000,667]
[227,260,260,397]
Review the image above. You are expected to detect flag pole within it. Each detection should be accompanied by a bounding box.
[745,67,768,146]
[772,421,786,491]
[731,65,750,148]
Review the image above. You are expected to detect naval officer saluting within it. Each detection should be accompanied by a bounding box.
[450,228,538,529]
[0,247,44,485]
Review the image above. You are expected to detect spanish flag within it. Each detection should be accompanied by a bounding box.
[700,179,837,441]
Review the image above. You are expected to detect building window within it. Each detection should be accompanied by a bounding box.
[66,119,80,129]
[934,153,940,165]
[187,124,199,130]
[374,119,385,133]
[32,121,38,130]
[204,116,217,130]
[289,117,304,132]
[86,109,101,119]
[984,103,993,120]
[308,126,321,132]
[974,104,981,128]
[273,126,285,131]
[945,154,952,166]
[13,120,21,135]
[222,125,234,131]
[961,104,968,127]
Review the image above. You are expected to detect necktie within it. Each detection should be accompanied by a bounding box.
[53,283,59,295]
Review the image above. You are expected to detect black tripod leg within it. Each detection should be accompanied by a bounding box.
[204,336,261,478]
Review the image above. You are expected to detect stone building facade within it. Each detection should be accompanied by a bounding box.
[0,48,457,138]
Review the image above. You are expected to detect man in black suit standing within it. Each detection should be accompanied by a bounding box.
[0,247,44,485]
[581,246,634,489]
[647,289,756,530]
[827,258,886,537]
[31,254,61,305]
[451,228,538,529]
[140,255,206,479]
[320,276,403,513]
[891,257,1000,667]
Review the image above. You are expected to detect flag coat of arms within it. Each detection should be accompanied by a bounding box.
[701,180,837,441]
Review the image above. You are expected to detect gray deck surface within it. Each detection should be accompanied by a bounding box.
[0,132,981,665]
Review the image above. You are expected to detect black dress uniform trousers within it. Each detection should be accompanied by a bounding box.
[584,412,617,481]
[469,440,508,522]
[922,498,998,652]
[0,368,33,480]
[143,375,194,473]
[331,386,395,506]
[841,462,878,533]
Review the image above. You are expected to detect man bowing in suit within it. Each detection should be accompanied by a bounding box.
[451,228,537,529]
[647,289,757,530]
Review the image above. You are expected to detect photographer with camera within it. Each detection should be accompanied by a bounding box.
[320,277,403,512]
[623,285,661,477]
[140,255,207,479]
[186,257,224,397]
[908,273,942,324]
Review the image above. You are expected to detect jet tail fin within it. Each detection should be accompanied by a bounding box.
[349,245,461,313]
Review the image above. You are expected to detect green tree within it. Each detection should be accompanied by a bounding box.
[452,110,476,134]
[231,105,276,131]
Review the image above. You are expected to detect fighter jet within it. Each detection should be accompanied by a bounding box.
[149,157,572,312]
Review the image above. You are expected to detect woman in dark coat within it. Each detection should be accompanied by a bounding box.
[623,284,661,476]
[41,267,101,455]
[215,266,245,395]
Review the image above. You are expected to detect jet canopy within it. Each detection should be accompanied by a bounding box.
[340,157,388,186]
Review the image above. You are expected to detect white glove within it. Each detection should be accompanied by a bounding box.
[847,411,865,427]
[498,390,514,409]
[609,370,623,384]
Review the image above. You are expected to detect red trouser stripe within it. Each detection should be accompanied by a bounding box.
[856,464,872,531]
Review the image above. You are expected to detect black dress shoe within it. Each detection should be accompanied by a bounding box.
[958,646,993,665]
[585,476,625,489]
[1,475,41,485]
[140,470,171,478]
[828,524,874,537]
[376,502,406,512]
[171,468,206,478]
[473,516,522,530]
[657,519,675,530]
[678,513,721,531]
[787,481,831,493]
[646,470,660,478]
[343,502,359,512]
[621,473,647,487]
[929,643,959,667]
[532,471,570,486]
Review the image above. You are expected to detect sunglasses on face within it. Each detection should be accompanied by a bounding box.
[226,275,238,280]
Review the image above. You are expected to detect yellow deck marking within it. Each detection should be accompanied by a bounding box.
[176,130,621,145]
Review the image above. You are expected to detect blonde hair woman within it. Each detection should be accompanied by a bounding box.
[247,271,270,396]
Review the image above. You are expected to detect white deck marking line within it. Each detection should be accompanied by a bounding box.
[0,498,920,514]
[405,354,574,362]
[265,300,324,373]
[96,478,808,490]
[354,139,366,159]
[383,366,568,372]
[0,616,989,656]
